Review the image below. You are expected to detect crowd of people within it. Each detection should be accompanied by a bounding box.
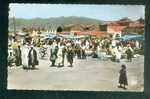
[8,36,144,69]
[8,35,144,89]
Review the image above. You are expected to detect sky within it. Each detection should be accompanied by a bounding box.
[9,4,145,21]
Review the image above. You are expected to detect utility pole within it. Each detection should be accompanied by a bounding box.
[13,16,16,35]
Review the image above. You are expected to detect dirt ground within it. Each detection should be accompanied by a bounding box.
[8,55,144,92]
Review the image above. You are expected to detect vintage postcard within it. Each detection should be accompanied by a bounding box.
[8,4,144,91]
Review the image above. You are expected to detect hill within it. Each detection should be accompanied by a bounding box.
[9,16,103,31]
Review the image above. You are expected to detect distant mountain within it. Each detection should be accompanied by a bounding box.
[9,16,103,31]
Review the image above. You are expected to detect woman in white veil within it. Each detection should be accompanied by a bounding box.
[22,43,30,69]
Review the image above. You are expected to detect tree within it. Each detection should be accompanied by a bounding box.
[57,26,63,34]
[138,17,144,24]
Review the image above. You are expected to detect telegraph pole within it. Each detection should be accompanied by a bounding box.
[13,16,16,35]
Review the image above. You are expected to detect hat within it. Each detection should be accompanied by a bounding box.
[121,64,126,69]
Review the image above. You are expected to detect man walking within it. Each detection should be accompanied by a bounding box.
[50,41,58,66]
[67,46,74,67]
[28,46,38,69]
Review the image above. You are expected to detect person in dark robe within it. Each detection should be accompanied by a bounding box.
[28,46,38,69]
[118,64,128,89]
[126,46,133,62]
[13,48,17,66]
[50,44,58,66]
[67,46,74,67]
[76,45,81,59]
[8,52,16,67]
[81,46,86,59]
[15,46,22,66]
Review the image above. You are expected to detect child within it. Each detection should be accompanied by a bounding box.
[118,64,128,89]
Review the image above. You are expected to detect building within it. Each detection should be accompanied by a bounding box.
[121,18,144,35]
[99,22,126,38]
[61,17,144,38]
[63,23,101,32]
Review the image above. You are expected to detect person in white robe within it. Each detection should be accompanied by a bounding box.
[97,44,101,58]
[114,46,122,62]
[112,40,116,48]
[135,40,140,49]
[56,46,63,66]
[21,44,30,69]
